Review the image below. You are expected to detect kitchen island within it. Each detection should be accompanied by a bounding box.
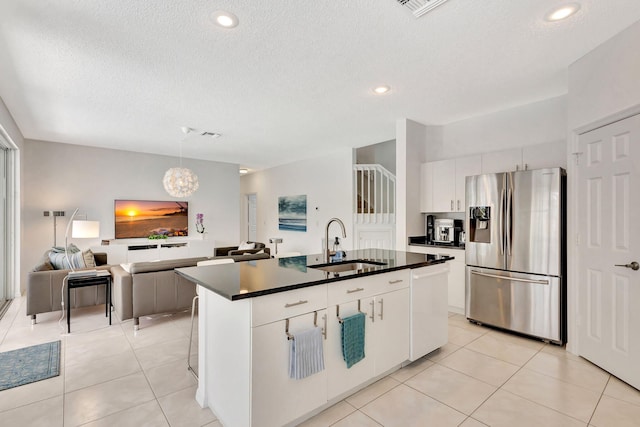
[176,248,453,427]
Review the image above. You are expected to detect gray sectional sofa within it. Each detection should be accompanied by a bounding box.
[26,252,112,324]
[27,245,271,328]
[214,241,270,257]
[110,250,271,330]
[110,257,205,330]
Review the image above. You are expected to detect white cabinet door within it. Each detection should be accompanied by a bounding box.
[158,245,189,260]
[126,247,159,262]
[326,299,375,400]
[454,155,482,212]
[430,247,466,313]
[432,159,456,212]
[481,148,522,174]
[420,162,434,213]
[372,288,410,375]
[447,258,466,313]
[252,310,328,427]
[522,141,567,170]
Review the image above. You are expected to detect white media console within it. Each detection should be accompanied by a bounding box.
[91,237,215,264]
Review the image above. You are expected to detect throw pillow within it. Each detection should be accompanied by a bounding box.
[50,244,81,254]
[32,252,55,272]
[82,249,97,268]
[238,241,255,250]
[120,263,132,273]
[48,251,88,270]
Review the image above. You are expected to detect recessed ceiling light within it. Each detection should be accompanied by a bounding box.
[211,10,239,28]
[545,3,581,21]
[373,85,391,94]
[239,168,249,175]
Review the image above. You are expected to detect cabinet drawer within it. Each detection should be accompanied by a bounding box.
[251,285,327,327]
[328,270,410,306]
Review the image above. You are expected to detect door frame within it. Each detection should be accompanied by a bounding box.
[241,193,257,243]
[568,103,640,355]
[0,126,19,300]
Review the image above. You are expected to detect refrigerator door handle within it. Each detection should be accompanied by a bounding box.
[499,187,505,255]
[470,269,550,285]
[506,187,512,257]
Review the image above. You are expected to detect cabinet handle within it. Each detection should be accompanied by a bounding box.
[457,200,461,210]
[369,300,375,323]
[450,200,454,210]
[284,300,308,308]
[322,314,327,340]
[388,279,403,284]
[347,287,364,294]
[378,298,384,320]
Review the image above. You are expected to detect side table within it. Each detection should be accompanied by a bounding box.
[65,270,112,333]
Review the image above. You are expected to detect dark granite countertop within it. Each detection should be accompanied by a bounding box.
[407,236,465,250]
[175,248,453,301]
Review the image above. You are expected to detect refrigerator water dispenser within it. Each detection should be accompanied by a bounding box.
[469,206,491,243]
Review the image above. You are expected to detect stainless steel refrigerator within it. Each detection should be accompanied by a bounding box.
[465,168,566,344]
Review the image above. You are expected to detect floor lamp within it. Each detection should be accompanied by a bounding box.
[64,208,100,272]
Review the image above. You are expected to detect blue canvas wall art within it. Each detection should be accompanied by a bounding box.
[278,195,307,232]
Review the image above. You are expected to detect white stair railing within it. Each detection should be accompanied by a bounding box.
[353,164,396,225]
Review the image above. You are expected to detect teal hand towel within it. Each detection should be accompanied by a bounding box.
[289,326,325,379]
[341,312,366,368]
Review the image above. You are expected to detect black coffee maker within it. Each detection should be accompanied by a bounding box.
[425,215,435,244]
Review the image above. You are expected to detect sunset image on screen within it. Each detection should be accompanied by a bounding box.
[114,200,188,238]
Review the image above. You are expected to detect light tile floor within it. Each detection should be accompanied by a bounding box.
[1,297,639,426]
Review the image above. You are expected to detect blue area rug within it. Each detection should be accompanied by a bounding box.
[0,340,61,391]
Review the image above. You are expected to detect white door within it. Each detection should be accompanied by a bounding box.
[355,227,394,250]
[247,193,257,242]
[577,113,640,389]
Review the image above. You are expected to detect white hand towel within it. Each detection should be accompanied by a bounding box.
[289,326,324,380]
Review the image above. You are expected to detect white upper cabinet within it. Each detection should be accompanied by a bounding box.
[421,155,481,213]
[481,143,566,174]
[522,141,567,169]
[422,142,566,213]
[481,148,522,174]
[454,156,482,212]
[431,159,456,212]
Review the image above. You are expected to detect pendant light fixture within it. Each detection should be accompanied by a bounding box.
[163,127,199,198]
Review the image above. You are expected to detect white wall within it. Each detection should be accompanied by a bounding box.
[356,139,396,174]
[22,140,240,290]
[240,149,353,256]
[426,95,568,162]
[396,119,426,249]
[565,19,640,353]
[569,20,640,130]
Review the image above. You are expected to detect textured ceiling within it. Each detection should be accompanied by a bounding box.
[1,1,640,170]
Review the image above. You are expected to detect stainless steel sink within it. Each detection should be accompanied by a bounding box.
[307,259,387,273]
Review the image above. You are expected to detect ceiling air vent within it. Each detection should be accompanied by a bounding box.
[396,0,451,18]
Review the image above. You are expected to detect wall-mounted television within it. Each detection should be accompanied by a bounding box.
[114,200,188,239]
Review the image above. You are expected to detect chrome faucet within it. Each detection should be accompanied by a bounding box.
[325,217,346,263]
